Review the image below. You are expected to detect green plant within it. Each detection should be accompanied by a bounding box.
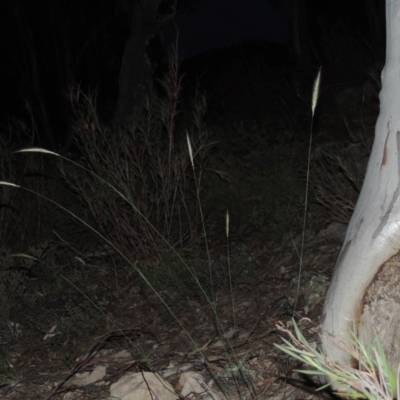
[276,319,399,399]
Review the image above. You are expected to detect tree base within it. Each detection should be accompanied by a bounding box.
[361,251,400,369]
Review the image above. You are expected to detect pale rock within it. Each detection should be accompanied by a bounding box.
[110,371,178,400]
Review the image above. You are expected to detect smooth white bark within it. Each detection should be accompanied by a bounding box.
[320,0,400,366]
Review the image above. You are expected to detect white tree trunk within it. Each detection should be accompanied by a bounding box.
[319,0,400,372]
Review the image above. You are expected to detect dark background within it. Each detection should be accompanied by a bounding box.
[0,0,385,148]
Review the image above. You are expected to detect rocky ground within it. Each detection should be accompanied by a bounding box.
[0,221,347,400]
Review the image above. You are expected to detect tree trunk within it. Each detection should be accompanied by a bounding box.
[319,0,400,375]
[11,0,56,149]
[114,0,176,125]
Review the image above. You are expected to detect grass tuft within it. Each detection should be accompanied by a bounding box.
[276,319,399,399]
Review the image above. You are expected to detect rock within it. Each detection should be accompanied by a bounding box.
[110,371,178,400]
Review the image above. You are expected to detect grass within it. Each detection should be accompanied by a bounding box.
[0,82,305,400]
[0,47,264,399]
[0,145,259,399]
[276,319,399,400]
[0,26,385,400]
